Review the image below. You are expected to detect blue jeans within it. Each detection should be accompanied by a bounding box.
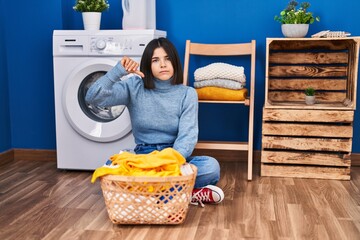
[134,144,221,188]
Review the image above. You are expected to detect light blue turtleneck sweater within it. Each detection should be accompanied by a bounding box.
[85,62,198,158]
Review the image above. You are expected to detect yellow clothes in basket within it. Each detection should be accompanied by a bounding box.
[196,87,247,101]
[91,148,186,183]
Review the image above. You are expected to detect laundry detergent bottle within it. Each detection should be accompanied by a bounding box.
[122,0,156,30]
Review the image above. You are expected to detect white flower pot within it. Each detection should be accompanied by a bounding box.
[281,24,309,38]
[82,12,102,31]
[305,95,315,105]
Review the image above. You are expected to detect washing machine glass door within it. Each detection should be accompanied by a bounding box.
[63,58,132,142]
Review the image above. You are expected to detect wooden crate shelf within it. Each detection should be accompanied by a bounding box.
[265,38,360,110]
[261,108,353,180]
[261,38,360,180]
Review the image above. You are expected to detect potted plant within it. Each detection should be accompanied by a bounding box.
[274,0,320,38]
[73,0,110,31]
[305,87,316,105]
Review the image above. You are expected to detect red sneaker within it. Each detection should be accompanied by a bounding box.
[191,185,224,207]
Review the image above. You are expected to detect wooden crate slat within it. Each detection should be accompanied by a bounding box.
[347,41,358,104]
[269,52,348,64]
[261,151,351,167]
[262,136,352,152]
[268,91,346,102]
[261,164,350,180]
[262,109,354,122]
[269,66,348,78]
[265,101,353,109]
[262,123,353,138]
[268,79,347,91]
[268,39,354,51]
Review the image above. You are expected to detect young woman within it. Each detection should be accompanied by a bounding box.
[85,38,224,206]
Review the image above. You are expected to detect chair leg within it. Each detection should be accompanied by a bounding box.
[247,98,255,181]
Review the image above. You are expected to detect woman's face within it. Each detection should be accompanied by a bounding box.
[151,47,174,81]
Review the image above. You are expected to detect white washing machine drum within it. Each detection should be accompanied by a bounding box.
[62,58,132,143]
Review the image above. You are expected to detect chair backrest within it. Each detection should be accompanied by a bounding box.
[183,40,256,100]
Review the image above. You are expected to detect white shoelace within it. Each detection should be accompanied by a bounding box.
[191,188,211,208]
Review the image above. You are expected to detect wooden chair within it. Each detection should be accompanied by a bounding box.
[183,40,256,180]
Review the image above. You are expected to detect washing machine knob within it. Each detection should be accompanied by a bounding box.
[96,39,107,50]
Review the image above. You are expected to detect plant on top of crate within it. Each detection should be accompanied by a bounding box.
[274,1,320,24]
[275,1,320,38]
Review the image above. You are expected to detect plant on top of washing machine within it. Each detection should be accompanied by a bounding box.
[73,0,110,12]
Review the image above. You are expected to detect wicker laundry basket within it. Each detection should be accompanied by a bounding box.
[100,164,197,224]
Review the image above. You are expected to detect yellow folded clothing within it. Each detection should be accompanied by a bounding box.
[196,87,247,101]
[91,148,186,183]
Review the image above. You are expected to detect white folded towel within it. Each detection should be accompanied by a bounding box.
[193,79,245,90]
[194,62,246,83]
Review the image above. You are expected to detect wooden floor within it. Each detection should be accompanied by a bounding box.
[1,160,360,240]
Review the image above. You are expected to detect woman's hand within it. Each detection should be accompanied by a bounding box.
[120,56,145,78]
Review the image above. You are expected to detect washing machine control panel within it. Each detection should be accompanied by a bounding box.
[90,36,147,56]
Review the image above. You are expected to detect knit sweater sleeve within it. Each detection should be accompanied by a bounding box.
[85,62,133,107]
[173,87,199,158]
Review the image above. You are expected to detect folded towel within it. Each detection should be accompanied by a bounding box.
[193,78,245,90]
[196,87,247,101]
[194,62,246,82]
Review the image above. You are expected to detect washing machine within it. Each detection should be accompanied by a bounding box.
[53,30,166,170]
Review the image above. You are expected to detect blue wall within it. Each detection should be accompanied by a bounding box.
[3,1,63,150]
[0,0,11,152]
[1,0,360,154]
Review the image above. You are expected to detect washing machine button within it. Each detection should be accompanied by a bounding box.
[96,39,107,50]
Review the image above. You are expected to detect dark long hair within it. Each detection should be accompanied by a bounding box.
[140,38,183,89]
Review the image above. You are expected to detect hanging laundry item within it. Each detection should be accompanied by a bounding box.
[91,148,185,183]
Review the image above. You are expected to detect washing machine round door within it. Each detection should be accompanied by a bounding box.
[62,58,132,142]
